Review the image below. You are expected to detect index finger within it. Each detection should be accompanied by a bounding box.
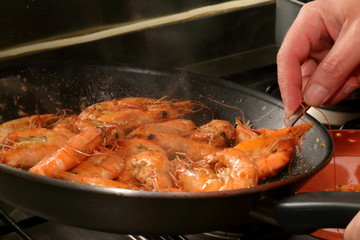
[277,2,329,117]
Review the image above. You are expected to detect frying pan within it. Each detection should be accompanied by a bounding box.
[0,62,357,235]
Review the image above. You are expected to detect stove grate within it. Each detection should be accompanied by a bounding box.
[0,207,37,240]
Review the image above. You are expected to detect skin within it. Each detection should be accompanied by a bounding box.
[277,0,360,118]
[344,211,360,240]
[277,1,360,238]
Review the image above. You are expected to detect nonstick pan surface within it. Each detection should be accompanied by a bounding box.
[0,62,333,234]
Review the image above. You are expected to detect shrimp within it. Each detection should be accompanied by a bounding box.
[74,119,126,146]
[0,128,69,168]
[120,151,174,191]
[127,119,196,139]
[118,138,166,156]
[70,148,125,180]
[235,122,313,180]
[56,171,139,190]
[117,138,173,190]
[152,133,222,161]
[234,117,259,144]
[53,115,125,147]
[29,127,104,177]
[52,114,80,138]
[78,97,196,133]
[234,118,276,145]
[171,148,258,192]
[188,119,235,147]
[0,114,59,142]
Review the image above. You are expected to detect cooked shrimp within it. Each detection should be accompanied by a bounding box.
[152,133,221,161]
[70,148,125,180]
[188,119,235,147]
[127,119,196,139]
[0,114,59,142]
[74,119,126,146]
[233,117,278,145]
[29,127,104,177]
[52,114,79,138]
[56,171,139,190]
[235,122,313,180]
[0,96,316,193]
[234,117,259,144]
[172,148,258,192]
[78,97,195,133]
[120,151,174,191]
[119,138,166,156]
[53,116,125,146]
[0,128,68,168]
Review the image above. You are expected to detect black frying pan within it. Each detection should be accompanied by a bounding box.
[0,62,357,235]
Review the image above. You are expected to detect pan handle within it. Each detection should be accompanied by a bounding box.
[274,191,360,233]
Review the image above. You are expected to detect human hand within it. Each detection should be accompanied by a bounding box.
[344,211,360,240]
[277,0,360,117]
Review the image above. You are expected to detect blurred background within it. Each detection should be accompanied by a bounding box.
[0,0,276,78]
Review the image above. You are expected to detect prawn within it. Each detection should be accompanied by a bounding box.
[56,171,140,190]
[70,148,125,180]
[78,97,196,133]
[0,114,59,142]
[235,122,313,180]
[127,119,196,139]
[29,127,104,177]
[74,119,126,146]
[120,151,174,191]
[152,133,222,161]
[52,114,79,138]
[0,128,69,168]
[118,138,166,156]
[234,117,259,144]
[188,119,235,147]
[171,148,258,192]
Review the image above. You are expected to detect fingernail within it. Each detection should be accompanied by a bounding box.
[304,83,328,106]
[284,108,295,119]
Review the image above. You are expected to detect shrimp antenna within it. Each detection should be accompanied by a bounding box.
[207,98,245,121]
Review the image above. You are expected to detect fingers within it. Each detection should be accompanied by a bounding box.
[277,53,303,118]
[344,211,360,240]
[326,70,360,105]
[278,0,360,117]
[303,10,360,106]
[277,2,328,117]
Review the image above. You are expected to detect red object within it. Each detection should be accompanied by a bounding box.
[298,130,360,240]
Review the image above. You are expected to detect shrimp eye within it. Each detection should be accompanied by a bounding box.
[220,132,227,138]
[147,134,156,140]
[160,111,168,119]
[226,138,235,148]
